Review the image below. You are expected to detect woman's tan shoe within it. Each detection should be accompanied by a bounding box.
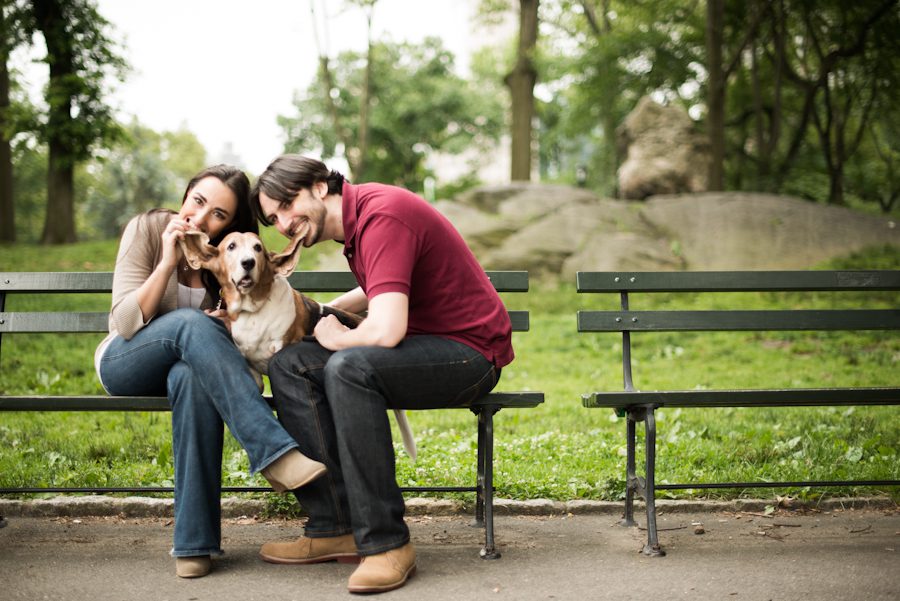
[175,555,211,578]
[261,449,327,492]
[347,542,416,594]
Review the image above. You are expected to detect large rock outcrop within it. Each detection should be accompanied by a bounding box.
[446,186,898,279]
[617,96,710,200]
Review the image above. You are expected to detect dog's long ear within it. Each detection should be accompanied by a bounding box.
[270,227,308,277]
[221,280,242,319]
[179,231,219,270]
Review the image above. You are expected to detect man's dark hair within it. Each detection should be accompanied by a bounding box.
[250,154,345,224]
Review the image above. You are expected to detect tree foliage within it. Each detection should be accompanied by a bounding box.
[279,37,505,191]
[11,121,206,242]
[80,122,206,240]
[532,0,899,210]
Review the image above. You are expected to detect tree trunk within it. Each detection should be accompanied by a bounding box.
[705,0,725,191]
[41,141,76,243]
[750,38,767,188]
[34,0,77,244]
[0,4,14,243]
[505,0,539,182]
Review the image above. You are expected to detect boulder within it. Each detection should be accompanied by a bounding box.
[617,96,709,200]
[642,192,900,269]
[485,198,682,275]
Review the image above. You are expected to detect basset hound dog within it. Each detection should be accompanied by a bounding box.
[180,229,416,460]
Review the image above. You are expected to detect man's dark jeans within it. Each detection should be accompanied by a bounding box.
[268,335,500,555]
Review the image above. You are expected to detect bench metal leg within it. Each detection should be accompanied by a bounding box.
[622,405,665,556]
[642,409,665,556]
[621,415,638,527]
[475,406,501,559]
[472,408,486,528]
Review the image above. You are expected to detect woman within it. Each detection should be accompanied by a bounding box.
[95,164,326,578]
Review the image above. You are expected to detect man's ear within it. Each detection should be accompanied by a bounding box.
[179,231,219,270]
[271,226,309,277]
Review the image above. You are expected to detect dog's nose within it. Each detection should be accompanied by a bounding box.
[241,258,256,272]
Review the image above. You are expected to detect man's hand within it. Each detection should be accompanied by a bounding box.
[314,314,350,351]
[315,292,408,350]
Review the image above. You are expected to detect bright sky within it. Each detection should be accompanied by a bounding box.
[15,0,495,175]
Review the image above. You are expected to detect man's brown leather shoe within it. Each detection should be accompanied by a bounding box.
[347,542,416,594]
[259,533,360,564]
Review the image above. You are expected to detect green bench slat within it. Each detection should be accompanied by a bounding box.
[0,312,110,333]
[576,309,900,332]
[0,272,114,292]
[286,271,529,293]
[1,310,528,334]
[469,391,544,409]
[1,271,529,332]
[576,270,900,292]
[509,311,528,331]
[2,271,529,294]
[583,387,900,409]
[0,392,543,412]
[285,271,359,291]
[0,396,175,411]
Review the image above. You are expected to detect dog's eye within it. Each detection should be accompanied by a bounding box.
[227,242,236,251]
[254,244,263,253]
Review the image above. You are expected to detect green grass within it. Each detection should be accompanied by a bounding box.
[1,241,898,511]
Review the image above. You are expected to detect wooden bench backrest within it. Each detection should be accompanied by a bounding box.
[576,270,900,394]
[577,270,900,333]
[0,270,530,336]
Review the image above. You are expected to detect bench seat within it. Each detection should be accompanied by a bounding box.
[584,387,900,409]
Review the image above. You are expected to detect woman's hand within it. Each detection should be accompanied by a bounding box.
[161,217,197,271]
[135,216,198,322]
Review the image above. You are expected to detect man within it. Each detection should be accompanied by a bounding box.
[250,155,514,594]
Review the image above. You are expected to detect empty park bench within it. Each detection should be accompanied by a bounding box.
[0,270,543,559]
[576,270,900,556]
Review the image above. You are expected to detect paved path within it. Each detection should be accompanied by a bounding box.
[2,506,898,600]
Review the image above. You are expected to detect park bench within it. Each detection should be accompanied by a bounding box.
[0,270,543,559]
[576,270,900,556]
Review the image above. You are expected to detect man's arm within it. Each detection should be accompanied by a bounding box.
[315,291,407,350]
[326,286,369,314]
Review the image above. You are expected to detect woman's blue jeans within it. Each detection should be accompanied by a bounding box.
[98,309,299,557]
[268,335,500,556]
